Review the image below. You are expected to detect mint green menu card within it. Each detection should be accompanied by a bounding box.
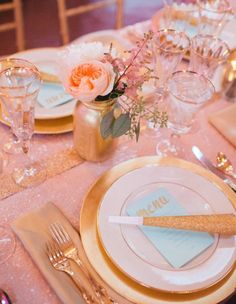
[37,83,72,108]
[126,188,214,268]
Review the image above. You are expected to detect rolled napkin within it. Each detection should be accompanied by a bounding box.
[11,202,131,304]
[209,104,236,148]
[109,214,236,235]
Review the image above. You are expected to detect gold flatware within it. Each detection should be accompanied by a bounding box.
[50,223,116,304]
[109,214,236,235]
[40,71,61,84]
[216,152,236,179]
[46,240,97,304]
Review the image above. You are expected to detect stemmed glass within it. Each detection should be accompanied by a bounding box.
[145,29,190,135]
[152,29,190,94]
[0,58,46,188]
[0,102,22,154]
[189,34,230,79]
[156,70,215,157]
[161,0,198,37]
[197,0,233,37]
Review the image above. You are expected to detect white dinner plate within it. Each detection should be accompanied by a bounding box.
[71,29,132,53]
[97,165,236,293]
[11,47,76,120]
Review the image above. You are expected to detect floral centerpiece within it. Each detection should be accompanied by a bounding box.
[59,31,167,141]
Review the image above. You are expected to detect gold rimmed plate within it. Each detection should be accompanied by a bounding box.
[80,156,236,304]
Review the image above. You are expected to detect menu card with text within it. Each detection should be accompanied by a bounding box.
[126,188,214,268]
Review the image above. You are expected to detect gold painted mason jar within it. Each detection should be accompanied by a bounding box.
[73,99,117,162]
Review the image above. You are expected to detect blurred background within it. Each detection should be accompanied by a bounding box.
[0,0,163,56]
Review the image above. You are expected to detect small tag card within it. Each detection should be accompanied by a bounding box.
[126,188,214,268]
[37,83,73,109]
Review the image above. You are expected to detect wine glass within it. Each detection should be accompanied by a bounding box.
[197,0,233,37]
[152,29,190,94]
[161,0,198,37]
[145,29,190,136]
[189,34,230,79]
[156,70,215,157]
[0,61,23,155]
[0,58,46,188]
[0,101,22,154]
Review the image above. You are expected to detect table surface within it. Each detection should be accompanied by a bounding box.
[0,21,236,304]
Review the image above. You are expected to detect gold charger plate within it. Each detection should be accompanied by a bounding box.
[0,105,73,134]
[80,156,236,304]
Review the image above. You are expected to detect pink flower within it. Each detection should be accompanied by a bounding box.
[65,60,116,103]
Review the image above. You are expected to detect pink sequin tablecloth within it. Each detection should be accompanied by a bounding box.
[0,24,236,304]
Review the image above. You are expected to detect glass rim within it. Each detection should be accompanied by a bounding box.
[197,0,232,14]
[0,57,41,92]
[190,34,230,61]
[0,57,39,72]
[166,2,197,14]
[153,29,191,54]
[167,70,215,105]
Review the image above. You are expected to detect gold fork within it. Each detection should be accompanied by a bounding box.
[46,240,97,304]
[50,223,117,304]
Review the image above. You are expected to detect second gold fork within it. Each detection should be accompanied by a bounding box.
[50,222,117,304]
[46,240,97,304]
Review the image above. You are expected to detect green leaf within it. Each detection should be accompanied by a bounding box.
[112,113,131,138]
[100,110,115,139]
[95,85,126,101]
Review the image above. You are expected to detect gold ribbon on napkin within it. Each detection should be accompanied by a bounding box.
[0,148,83,200]
[209,104,236,148]
[11,202,132,304]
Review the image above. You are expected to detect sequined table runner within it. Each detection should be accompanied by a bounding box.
[0,148,83,200]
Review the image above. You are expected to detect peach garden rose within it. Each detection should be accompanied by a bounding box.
[68,60,115,103]
[59,42,116,103]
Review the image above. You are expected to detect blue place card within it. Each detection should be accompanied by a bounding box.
[126,188,214,268]
[37,83,72,108]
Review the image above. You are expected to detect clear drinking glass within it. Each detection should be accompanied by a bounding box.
[161,0,198,37]
[152,29,190,94]
[197,0,233,37]
[189,34,230,78]
[0,62,23,155]
[0,58,46,188]
[144,29,190,136]
[156,70,215,157]
[0,101,22,154]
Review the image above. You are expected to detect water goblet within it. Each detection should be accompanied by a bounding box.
[197,0,233,37]
[156,70,215,157]
[144,29,190,136]
[0,100,22,154]
[161,0,198,37]
[0,60,22,155]
[152,29,190,93]
[0,58,46,188]
[189,34,230,79]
